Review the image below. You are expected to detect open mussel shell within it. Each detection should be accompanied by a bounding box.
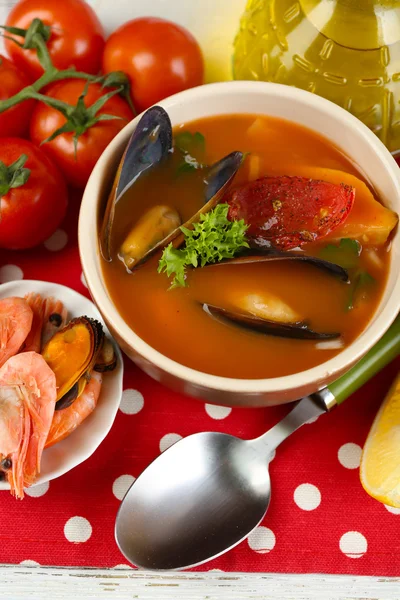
[42,316,104,402]
[208,243,349,282]
[123,150,244,270]
[55,375,88,411]
[100,106,173,262]
[204,151,245,204]
[203,303,340,340]
[171,151,244,249]
[55,381,79,411]
[94,338,117,373]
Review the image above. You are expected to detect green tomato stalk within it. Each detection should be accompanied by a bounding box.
[0,18,135,136]
[0,154,30,199]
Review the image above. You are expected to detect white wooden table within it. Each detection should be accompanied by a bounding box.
[0,0,399,597]
[0,566,399,600]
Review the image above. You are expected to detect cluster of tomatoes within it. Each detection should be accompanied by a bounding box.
[0,0,204,250]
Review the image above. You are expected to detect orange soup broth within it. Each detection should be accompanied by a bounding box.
[101,114,390,379]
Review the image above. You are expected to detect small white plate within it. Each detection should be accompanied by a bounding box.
[0,280,123,491]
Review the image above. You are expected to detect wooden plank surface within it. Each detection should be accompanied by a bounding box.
[0,566,400,600]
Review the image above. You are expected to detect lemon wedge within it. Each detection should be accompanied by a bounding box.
[360,372,400,508]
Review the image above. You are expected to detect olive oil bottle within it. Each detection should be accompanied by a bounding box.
[233,0,400,152]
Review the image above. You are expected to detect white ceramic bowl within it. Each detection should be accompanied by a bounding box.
[79,81,400,407]
[0,280,123,491]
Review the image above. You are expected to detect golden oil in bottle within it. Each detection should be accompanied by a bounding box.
[233,0,400,152]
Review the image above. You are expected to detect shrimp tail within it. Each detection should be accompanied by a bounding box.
[23,293,46,353]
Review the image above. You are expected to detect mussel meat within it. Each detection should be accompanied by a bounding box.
[42,317,104,402]
[203,292,340,340]
[119,205,182,271]
[207,243,349,282]
[100,106,173,262]
[232,292,301,324]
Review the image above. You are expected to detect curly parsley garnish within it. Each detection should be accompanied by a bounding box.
[158,204,249,289]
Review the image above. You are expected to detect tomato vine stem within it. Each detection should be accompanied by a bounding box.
[0,18,135,114]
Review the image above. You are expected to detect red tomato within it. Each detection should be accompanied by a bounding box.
[0,138,68,250]
[0,55,34,138]
[29,79,133,188]
[102,17,204,113]
[226,176,355,250]
[5,0,105,80]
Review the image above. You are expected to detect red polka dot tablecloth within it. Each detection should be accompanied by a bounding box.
[0,191,399,575]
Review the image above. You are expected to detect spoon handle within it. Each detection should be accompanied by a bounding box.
[327,315,400,404]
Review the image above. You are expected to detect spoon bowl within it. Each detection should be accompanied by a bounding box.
[116,432,271,570]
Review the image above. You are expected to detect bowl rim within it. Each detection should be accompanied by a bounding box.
[79,80,400,394]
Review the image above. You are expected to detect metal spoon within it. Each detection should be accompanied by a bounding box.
[115,316,400,570]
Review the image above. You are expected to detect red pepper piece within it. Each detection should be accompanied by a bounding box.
[226,176,355,250]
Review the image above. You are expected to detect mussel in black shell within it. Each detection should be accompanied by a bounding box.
[202,291,340,340]
[207,244,349,282]
[119,205,182,271]
[100,106,174,262]
[42,317,104,403]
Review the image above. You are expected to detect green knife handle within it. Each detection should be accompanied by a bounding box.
[328,314,400,404]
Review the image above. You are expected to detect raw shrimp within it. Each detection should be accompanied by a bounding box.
[22,294,68,353]
[41,297,68,348]
[0,297,33,367]
[23,294,68,352]
[45,370,102,448]
[23,293,45,353]
[0,352,57,498]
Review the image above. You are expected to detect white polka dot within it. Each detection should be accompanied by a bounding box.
[112,474,135,501]
[294,483,321,511]
[384,504,400,515]
[0,264,23,283]
[80,272,88,288]
[205,404,232,420]
[24,481,49,497]
[113,564,134,569]
[64,516,92,543]
[209,568,224,572]
[20,560,40,566]
[248,526,276,553]
[338,443,362,469]
[339,531,367,558]
[44,229,68,251]
[119,389,144,415]
[159,433,183,453]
